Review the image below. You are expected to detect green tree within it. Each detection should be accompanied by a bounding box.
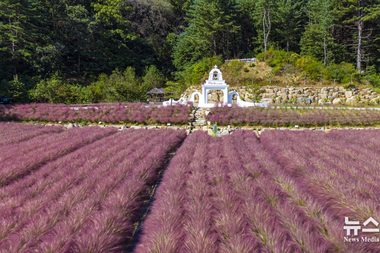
[276,0,303,52]
[301,0,335,65]
[0,0,43,75]
[173,0,239,69]
[177,56,223,87]
[337,0,380,73]
[324,62,355,84]
[7,75,29,102]
[143,65,165,89]
[93,0,133,40]
[31,74,63,103]
[295,55,323,84]
[165,81,187,99]
[64,4,93,75]
[87,67,147,103]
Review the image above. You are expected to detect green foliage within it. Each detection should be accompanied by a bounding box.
[257,47,276,61]
[244,67,249,72]
[247,87,265,102]
[226,61,244,76]
[143,65,165,89]
[300,0,334,64]
[173,0,240,69]
[179,57,223,86]
[275,0,303,52]
[2,0,380,100]
[93,0,133,40]
[29,68,148,104]
[0,0,42,76]
[344,84,357,90]
[8,75,29,103]
[258,49,300,76]
[300,23,347,64]
[295,55,323,81]
[165,81,187,99]
[249,63,256,67]
[92,67,147,103]
[363,65,380,87]
[324,63,355,83]
[255,47,380,87]
[31,74,65,103]
[84,75,107,103]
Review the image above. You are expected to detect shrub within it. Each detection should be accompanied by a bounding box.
[256,47,276,61]
[325,63,355,84]
[244,68,249,72]
[143,65,165,90]
[180,56,223,86]
[295,56,323,81]
[249,63,256,67]
[344,84,357,90]
[227,61,244,72]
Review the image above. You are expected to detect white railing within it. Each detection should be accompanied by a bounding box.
[225,58,258,63]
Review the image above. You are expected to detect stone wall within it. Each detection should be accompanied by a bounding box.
[257,86,378,105]
[181,85,380,105]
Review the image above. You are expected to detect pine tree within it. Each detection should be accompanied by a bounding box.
[301,0,334,64]
[0,0,42,75]
[276,0,304,52]
[186,0,224,57]
[64,4,92,75]
[173,0,240,69]
[337,0,380,73]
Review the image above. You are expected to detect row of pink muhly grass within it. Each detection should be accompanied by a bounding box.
[206,106,380,127]
[135,130,378,252]
[0,126,117,187]
[0,125,186,252]
[0,122,45,137]
[0,102,192,125]
[0,122,63,147]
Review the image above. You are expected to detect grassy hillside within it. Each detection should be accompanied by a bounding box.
[183,50,380,94]
[194,60,373,89]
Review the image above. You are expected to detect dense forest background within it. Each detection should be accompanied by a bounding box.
[1,0,380,103]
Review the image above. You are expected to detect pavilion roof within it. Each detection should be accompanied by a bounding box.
[146,88,166,94]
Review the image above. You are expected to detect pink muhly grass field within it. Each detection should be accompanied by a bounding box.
[135,130,380,252]
[0,123,186,252]
[2,122,380,252]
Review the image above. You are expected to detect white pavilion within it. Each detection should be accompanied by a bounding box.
[163,65,268,108]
